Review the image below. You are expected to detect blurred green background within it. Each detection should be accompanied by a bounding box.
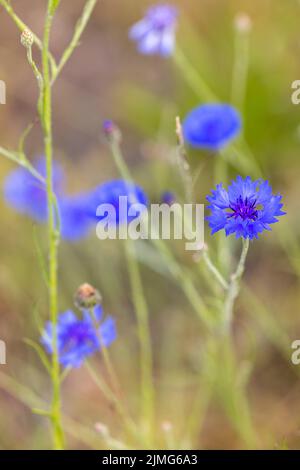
[0,0,300,449]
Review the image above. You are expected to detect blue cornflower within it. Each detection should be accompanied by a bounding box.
[41,306,116,368]
[206,176,286,240]
[90,179,148,225]
[182,104,241,151]
[3,159,94,241]
[59,193,96,241]
[129,4,178,57]
[3,157,63,222]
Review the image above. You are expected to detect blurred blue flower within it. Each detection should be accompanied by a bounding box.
[59,193,95,241]
[3,158,148,240]
[41,305,116,368]
[183,104,241,151]
[3,157,63,222]
[90,179,148,225]
[161,191,176,205]
[206,176,286,240]
[129,4,178,57]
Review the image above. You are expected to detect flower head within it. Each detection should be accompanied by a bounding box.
[129,4,178,57]
[21,29,34,48]
[206,176,286,240]
[74,283,102,310]
[3,157,63,223]
[182,104,241,151]
[41,306,116,368]
[90,179,148,225]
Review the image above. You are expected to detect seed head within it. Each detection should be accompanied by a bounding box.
[74,283,102,310]
[21,29,34,48]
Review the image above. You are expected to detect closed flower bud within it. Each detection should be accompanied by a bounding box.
[102,120,122,144]
[21,29,34,48]
[235,13,252,33]
[74,283,102,309]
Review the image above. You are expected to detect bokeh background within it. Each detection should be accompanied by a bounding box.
[0,0,300,449]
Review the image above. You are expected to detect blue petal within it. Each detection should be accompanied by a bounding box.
[59,193,94,241]
[99,316,117,348]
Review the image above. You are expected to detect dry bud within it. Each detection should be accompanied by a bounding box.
[74,283,102,310]
[21,29,34,48]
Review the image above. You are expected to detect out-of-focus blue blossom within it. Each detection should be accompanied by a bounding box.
[90,179,148,225]
[129,4,178,57]
[41,305,116,368]
[183,104,241,151]
[206,176,286,240]
[3,157,63,222]
[3,158,148,240]
[59,193,95,241]
[161,191,176,205]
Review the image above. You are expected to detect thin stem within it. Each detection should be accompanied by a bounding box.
[175,116,193,203]
[214,151,231,276]
[231,18,251,113]
[85,362,139,443]
[202,250,229,291]
[90,307,121,398]
[52,0,98,83]
[174,46,216,102]
[223,238,249,333]
[41,0,64,450]
[108,138,154,443]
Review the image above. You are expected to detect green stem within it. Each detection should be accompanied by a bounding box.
[202,250,229,291]
[42,0,64,450]
[90,307,121,398]
[173,46,216,102]
[223,238,249,333]
[52,0,98,83]
[108,138,154,443]
[231,19,250,113]
[85,362,139,444]
[124,239,154,442]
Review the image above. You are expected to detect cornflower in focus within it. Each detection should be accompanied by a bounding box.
[129,4,178,57]
[206,176,286,239]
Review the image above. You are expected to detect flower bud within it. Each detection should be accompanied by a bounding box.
[102,120,122,144]
[235,13,252,33]
[74,283,102,310]
[161,191,176,206]
[21,29,34,48]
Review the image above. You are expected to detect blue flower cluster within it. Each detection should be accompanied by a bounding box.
[129,4,178,57]
[41,305,116,368]
[3,157,148,241]
[206,176,286,240]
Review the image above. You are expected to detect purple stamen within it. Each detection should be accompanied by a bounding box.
[227,196,258,221]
